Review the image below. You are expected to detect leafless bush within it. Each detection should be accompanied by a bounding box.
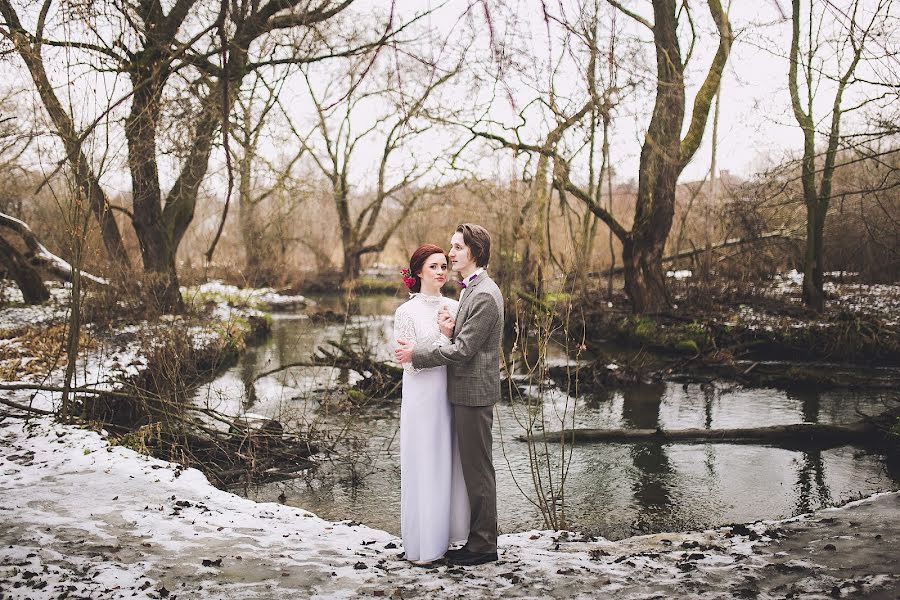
[499,276,584,531]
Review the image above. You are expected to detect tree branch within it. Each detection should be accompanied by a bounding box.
[605,0,654,31]
[679,0,732,166]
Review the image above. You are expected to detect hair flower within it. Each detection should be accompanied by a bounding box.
[400,267,417,289]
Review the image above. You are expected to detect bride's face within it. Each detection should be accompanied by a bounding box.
[417,252,448,291]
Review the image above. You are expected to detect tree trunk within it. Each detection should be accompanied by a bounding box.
[237,138,268,287]
[125,55,221,311]
[517,152,551,296]
[123,63,184,312]
[622,235,671,314]
[342,250,362,282]
[126,72,166,272]
[143,249,183,311]
[622,0,731,314]
[240,209,267,286]
[802,200,826,311]
[236,89,269,288]
[787,0,866,313]
[0,236,49,303]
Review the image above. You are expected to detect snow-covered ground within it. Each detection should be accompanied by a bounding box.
[0,282,265,412]
[183,281,312,313]
[759,270,900,326]
[1,416,898,599]
[699,269,900,331]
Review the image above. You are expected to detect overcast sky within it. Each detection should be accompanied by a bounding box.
[10,0,898,200]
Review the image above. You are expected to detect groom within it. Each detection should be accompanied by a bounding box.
[395,223,504,566]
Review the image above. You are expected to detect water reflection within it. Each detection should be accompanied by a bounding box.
[620,383,676,534]
[786,388,832,513]
[239,348,259,409]
[195,295,900,539]
[793,387,821,424]
[703,383,715,429]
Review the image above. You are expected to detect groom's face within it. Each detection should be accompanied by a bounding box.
[448,232,474,273]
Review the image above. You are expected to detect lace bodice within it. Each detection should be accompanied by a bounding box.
[394,293,459,374]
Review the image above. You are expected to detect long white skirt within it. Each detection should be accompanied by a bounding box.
[400,366,470,561]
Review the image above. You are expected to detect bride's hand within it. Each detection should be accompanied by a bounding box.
[395,339,414,363]
[438,310,455,338]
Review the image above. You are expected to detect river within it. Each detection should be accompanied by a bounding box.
[192,294,900,540]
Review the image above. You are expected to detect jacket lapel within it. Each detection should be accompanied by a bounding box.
[457,271,487,322]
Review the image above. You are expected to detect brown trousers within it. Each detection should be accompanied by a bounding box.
[453,404,497,553]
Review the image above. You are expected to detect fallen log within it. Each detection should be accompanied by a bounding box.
[585,229,798,278]
[0,396,55,415]
[252,341,404,400]
[0,211,107,286]
[253,342,403,382]
[0,235,50,303]
[518,420,883,449]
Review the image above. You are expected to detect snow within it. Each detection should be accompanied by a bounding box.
[183,281,313,312]
[0,281,275,414]
[0,282,70,330]
[774,268,805,290]
[715,271,900,330]
[666,269,693,280]
[1,416,898,599]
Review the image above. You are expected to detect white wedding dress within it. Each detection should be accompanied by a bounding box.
[393,293,470,562]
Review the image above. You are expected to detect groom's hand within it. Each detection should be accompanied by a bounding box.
[395,339,414,363]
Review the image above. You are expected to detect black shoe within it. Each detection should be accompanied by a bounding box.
[447,550,498,566]
[445,546,468,559]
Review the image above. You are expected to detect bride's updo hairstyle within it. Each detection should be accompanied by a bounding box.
[407,244,447,294]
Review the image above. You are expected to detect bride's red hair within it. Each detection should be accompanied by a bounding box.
[407,244,447,293]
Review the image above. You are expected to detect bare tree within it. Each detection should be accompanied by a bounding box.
[593,0,731,312]
[459,0,731,313]
[0,3,130,268]
[447,1,629,298]
[0,0,412,310]
[298,50,463,281]
[788,0,893,310]
[231,74,307,286]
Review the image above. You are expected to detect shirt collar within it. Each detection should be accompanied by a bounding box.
[458,268,485,289]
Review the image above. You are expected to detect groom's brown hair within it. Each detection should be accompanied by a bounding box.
[457,223,491,268]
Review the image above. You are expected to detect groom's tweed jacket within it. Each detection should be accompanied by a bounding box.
[411,271,504,407]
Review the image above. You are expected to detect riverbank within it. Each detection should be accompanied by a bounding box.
[1,414,898,599]
[0,281,271,408]
[0,281,310,487]
[571,272,900,386]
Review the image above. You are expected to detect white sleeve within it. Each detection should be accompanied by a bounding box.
[394,308,422,375]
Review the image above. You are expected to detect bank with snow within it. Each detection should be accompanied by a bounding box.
[1,416,898,599]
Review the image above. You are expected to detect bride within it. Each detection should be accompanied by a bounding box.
[393,244,470,565]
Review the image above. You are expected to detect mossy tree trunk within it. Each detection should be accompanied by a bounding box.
[787,0,875,312]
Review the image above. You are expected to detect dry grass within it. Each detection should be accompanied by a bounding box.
[0,323,96,380]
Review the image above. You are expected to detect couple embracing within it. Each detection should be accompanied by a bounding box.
[393,223,504,567]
